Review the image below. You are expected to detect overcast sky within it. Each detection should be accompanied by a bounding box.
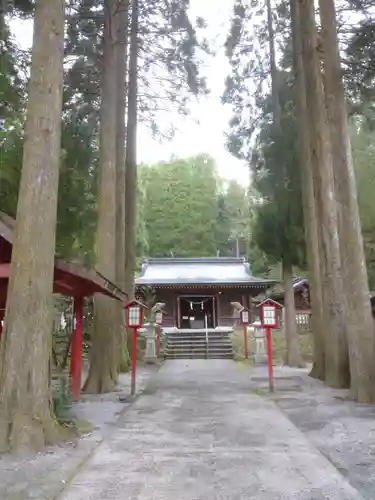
[11,0,249,185]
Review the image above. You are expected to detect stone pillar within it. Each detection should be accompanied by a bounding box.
[141,322,158,364]
[252,321,267,364]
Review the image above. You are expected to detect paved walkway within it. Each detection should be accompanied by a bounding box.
[59,360,363,500]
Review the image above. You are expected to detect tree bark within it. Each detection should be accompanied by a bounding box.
[290,0,325,380]
[298,0,350,389]
[0,0,66,452]
[115,0,131,373]
[124,0,139,301]
[84,0,119,394]
[318,0,375,402]
[266,0,302,367]
[265,0,281,125]
[283,260,304,367]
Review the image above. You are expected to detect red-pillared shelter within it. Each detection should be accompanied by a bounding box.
[0,212,126,400]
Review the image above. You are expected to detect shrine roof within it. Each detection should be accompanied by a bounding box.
[0,212,126,301]
[135,257,275,288]
[269,277,308,299]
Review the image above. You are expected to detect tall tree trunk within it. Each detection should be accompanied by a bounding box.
[115,0,131,373]
[318,0,375,402]
[0,0,65,452]
[84,0,119,394]
[298,0,350,388]
[265,0,281,124]
[124,0,139,301]
[290,0,325,380]
[283,260,304,367]
[266,0,302,366]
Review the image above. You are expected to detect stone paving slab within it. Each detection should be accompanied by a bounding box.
[0,365,158,500]
[58,360,364,500]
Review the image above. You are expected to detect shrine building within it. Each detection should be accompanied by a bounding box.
[135,257,275,332]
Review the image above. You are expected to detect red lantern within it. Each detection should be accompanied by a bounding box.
[240,308,251,326]
[124,299,146,396]
[124,299,144,329]
[258,299,282,393]
[259,300,278,329]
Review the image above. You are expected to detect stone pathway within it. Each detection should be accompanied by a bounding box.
[58,360,364,500]
[0,366,157,500]
[250,365,375,500]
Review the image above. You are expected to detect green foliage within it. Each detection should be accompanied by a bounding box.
[215,193,232,256]
[345,15,375,122]
[136,179,149,261]
[352,124,375,288]
[251,77,305,268]
[56,122,98,263]
[2,0,210,266]
[140,155,220,257]
[224,0,304,271]
[138,155,252,259]
[0,21,28,216]
[64,0,208,140]
[223,0,288,160]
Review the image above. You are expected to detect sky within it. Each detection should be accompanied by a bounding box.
[10,0,249,186]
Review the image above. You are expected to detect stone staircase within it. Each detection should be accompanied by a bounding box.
[165,329,233,360]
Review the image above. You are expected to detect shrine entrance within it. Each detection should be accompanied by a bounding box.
[178,295,215,329]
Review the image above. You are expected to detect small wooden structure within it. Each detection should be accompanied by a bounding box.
[135,257,275,331]
[0,212,126,400]
[270,277,375,327]
[268,277,310,310]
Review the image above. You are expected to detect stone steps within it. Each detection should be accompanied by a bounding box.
[165,330,233,360]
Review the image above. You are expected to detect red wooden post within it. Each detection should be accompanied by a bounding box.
[266,327,274,392]
[259,299,280,393]
[243,325,248,360]
[70,296,84,401]
[131,327,138,395]
[124,299,144,397]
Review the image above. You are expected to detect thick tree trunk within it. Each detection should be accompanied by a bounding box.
[290,0,325,380]
[0,0,66,452]
[267,0,302,368]
[115,0,130,373]
[283,260,304,367]
[298,0,350,388]
[84,0,119,394]
[318,0,375,402]
[124,0,139,301]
